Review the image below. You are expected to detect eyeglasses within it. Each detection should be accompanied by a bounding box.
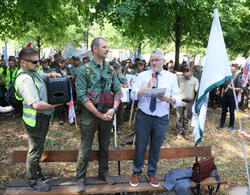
[150,59,162,63]
[24,59,39,64]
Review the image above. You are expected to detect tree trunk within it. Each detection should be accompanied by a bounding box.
[36,37,41,60]
[138,43,142,54]
[174,14,181,71]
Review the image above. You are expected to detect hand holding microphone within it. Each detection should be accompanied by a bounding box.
[147,72,157,88]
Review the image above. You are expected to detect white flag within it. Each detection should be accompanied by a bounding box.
[48,45,55,61]
[191,8,232,146]
[131,47,137,64]
[241,56,250,88]
[4,43,8,67]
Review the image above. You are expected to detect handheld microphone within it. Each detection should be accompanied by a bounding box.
[152,73,156,88]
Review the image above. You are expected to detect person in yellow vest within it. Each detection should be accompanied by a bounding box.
[15,47,62,192]
[38,58,53,73]
[3,59,18,89]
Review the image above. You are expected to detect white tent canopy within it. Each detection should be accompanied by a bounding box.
[63,42,92,61]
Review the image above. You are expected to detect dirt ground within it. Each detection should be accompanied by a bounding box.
[0,106,249,195]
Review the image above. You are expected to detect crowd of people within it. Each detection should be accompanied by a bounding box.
[0,38,249,192]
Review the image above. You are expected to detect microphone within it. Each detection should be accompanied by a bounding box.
[152,73,156,88]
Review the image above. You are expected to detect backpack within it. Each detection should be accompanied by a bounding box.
[5,72,31,113]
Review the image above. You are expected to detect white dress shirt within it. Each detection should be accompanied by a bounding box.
[131,69,181,117]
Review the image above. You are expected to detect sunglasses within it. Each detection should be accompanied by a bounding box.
[150,59,162,63]
[24,59,39,64]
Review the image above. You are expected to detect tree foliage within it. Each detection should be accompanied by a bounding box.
[0,0,248,61]
[94,0,215,69]
[0,0,95,55]
[93,0,249,67]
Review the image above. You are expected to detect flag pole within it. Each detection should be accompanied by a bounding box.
[231,79,250,192]
[114,114,117,147]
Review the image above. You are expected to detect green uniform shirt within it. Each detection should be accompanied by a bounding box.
[117,72,128,85]
[75,59,121,104]
[15,67,52,115]
[178,75,199,101]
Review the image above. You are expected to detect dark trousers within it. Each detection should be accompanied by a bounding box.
[133,109,169,176]
[77,107,113,181]
[176,101,192,134]
[25,113,49,185]
[220,95,236,127]
[116,103,124,129]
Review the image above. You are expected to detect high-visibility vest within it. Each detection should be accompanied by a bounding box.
[0,67,4,75]
[15,69,39,127]
[5,67,18,89]
[38,65,50,73]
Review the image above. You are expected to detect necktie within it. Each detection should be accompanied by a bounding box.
[149,72,158,112]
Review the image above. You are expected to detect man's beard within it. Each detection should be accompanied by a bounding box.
[151,66,162,72]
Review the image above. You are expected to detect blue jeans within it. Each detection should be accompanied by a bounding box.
[133,109,169,176]
[220,95,236,127]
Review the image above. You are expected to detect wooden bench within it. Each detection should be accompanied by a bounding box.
[5,146,227,194]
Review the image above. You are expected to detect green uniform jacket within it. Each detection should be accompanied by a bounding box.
[75,59,121,105]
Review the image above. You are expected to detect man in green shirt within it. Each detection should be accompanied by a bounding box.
[176,65,199,140]
[110,61,128,135]
[75,37,121,193]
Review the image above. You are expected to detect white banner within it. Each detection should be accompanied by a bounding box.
[121,87,130,102]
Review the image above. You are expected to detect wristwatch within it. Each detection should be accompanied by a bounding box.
[113,107,118,113]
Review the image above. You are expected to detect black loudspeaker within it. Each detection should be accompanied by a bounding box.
[47,77,71,104]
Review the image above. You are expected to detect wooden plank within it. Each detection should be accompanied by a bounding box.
[4,176,227,195]
[13,146,211,163]
[8,175,227,187]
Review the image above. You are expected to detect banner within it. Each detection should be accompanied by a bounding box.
[68,88,76,124]
[126,74,138,89]
[242,56,250,87]
[121,87,130,102]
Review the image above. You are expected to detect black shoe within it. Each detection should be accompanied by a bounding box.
[99,173,115,185]
[216,124,223,129]
[182,134,189,140]
[28,179,51,192]
[120,140,133,146]
[40,173,54,181]
[77,180,85,193]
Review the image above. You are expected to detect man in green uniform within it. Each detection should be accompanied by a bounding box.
[15,47,62,192]
[75,37,121,193]
[110,61,128,135]
[176,65,199,140]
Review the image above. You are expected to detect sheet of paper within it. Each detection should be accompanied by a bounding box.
[143,88,166,97]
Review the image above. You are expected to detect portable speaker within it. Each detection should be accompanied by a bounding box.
[47,77,71,104]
